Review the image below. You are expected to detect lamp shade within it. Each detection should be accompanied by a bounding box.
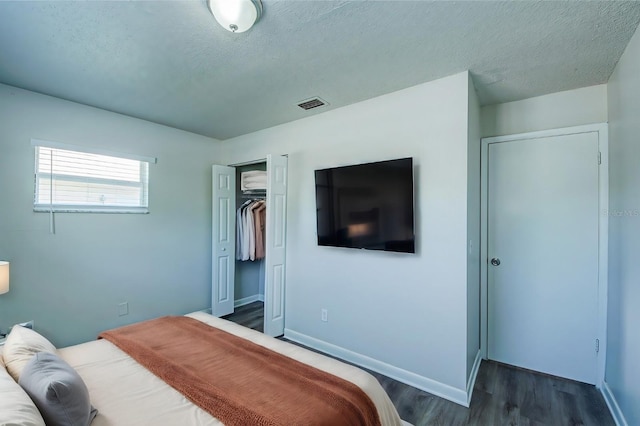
[207,0,262,33]
[0,261,8,295]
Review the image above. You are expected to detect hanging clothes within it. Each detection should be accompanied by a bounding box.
[242,201,254,261]
[254,201,267,260]
[236,200,253,260]
[236,199,266,261]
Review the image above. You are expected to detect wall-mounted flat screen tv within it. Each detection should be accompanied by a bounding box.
[314,157,415,254]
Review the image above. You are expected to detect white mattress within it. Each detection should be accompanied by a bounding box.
[57,312,408,426]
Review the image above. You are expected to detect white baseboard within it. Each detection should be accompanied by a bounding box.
[601,381,628,426]
[284,328,469,407]
[234,294,264,308]
[466,350,482,406]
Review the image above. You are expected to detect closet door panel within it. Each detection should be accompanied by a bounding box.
[264,155,287,336]
[212,165,236,317]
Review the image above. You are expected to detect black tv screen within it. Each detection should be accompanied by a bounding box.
[314,157,415,253]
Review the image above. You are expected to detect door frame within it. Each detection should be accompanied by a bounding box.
[224,155,288,337]
[480,123,608,387]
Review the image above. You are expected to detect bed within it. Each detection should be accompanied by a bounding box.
[0,311,409,426]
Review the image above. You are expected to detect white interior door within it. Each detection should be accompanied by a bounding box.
[264,155,287,336]
[487,132,600,384]
[211,165,236,317]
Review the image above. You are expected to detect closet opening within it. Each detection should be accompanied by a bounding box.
[211,154,288,337]
[231,162,267,332]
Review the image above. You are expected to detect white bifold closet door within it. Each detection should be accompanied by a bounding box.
[263,154,287,336]
[211,155,288,337]
[211,164,236,318]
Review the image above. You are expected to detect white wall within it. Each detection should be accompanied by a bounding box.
[606,25,640,426]
[221,72,474,402]
[481,84,608,137]
[0,84,221,346]
[466,75,481,384]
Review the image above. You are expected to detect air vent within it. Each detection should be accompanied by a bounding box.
[297,97,328,111]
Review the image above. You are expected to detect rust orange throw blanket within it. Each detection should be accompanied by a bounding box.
[99,316,381,426]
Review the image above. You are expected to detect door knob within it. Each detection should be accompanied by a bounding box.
[491,258,501,266]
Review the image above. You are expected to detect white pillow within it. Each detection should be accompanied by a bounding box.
[0,362,46,426]
[3,326,56,381]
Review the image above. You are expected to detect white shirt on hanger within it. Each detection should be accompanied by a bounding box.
[237,200,252,260]
[242,201,255,261]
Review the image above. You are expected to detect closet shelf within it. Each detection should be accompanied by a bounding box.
[240,189,266,199]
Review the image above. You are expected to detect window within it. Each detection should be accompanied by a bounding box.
[33,140,156,213]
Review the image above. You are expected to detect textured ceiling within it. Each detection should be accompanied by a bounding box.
[0,1,639,140]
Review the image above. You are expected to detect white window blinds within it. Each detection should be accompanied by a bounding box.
[33,140,156,213]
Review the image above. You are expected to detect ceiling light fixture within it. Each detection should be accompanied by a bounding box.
[207,0,262,33]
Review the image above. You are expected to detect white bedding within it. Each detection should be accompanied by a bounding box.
[57,312,407,426]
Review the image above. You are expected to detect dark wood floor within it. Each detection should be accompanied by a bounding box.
[222,300,264,332]
[224,301,614,426]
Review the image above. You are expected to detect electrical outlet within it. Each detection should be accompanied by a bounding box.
[117,302,129,317]
[321,308,328,322]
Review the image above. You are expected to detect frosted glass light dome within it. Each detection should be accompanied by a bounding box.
[207,0,262,33]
